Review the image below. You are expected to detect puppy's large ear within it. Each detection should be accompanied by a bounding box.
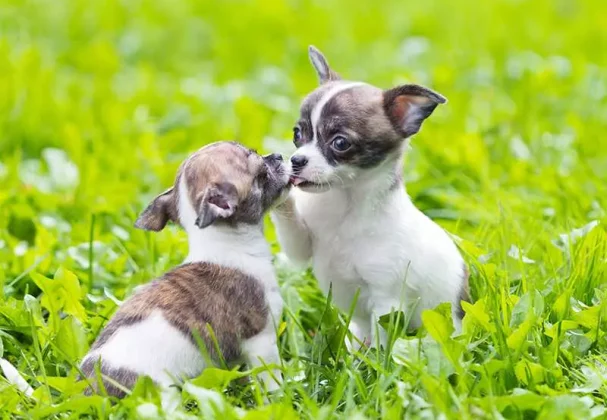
[308,45,341,84]
[135,187,177,231]
[195,182,239,229]
[383,85,447,138]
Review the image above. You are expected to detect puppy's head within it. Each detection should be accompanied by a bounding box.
[135,142,290,232]
[290,46,447,192]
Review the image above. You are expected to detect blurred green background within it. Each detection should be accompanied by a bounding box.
[2,0,606,239]
[1,0,607,417]
[2,0,606,287]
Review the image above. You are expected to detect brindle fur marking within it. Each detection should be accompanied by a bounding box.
[81,358,139,398]
[90,262,268,362]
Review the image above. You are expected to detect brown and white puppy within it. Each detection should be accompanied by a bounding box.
[80,142,290,403]
[272,47,469,348]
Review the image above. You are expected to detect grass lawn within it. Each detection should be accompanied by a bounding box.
[1,0,607,418]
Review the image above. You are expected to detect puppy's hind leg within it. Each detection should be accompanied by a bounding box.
[345,316,372,352]
[241,327,282,393]
[160,385,182,414]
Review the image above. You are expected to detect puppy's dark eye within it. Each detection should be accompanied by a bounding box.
[331,136,351,152]
[293,127,303,146]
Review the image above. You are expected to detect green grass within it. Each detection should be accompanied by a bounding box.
[1,0,607,418]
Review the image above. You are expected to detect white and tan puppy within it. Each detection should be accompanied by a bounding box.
[80,142,290,398]
[272,47,469,348]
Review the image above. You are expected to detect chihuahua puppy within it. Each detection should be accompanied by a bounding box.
[80,142,290,399]
[272,47,469,348]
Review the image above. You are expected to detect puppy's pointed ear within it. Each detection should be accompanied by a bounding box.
[195,182,239,229]
[308,45,341,84]
[383,85,447,138]
[135,187,177,231]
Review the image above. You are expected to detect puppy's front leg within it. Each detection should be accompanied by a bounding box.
[271,193,312,267]
[241,328,281,393]
[368,296,403,349]
[370,310,390,350]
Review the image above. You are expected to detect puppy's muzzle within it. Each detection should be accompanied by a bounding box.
[290,155,308,174]
[263,153,285,175]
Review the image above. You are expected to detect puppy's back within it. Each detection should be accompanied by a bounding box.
[81,262,269,396]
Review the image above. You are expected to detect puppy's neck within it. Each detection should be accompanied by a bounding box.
[185,223,270,262]
[341,151,406,205]
[177,176,273,282]
[184,223,273,281]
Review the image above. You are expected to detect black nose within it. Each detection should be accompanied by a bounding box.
[290,155,308,172]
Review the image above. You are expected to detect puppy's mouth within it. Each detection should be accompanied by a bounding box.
[289,175,319,188]
[266,161,291,187]
[289,176,330,191]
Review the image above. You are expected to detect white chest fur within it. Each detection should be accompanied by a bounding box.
[289,180,464,334]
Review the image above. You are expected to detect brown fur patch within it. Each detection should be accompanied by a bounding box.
[81,358,138,398]
[383,85,446,138]
[89,262,269,364]
[134,187,179,232]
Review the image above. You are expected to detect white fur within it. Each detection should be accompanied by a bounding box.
[272,154,465,347]
[241,324,281,392]
[82,310,205,385]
